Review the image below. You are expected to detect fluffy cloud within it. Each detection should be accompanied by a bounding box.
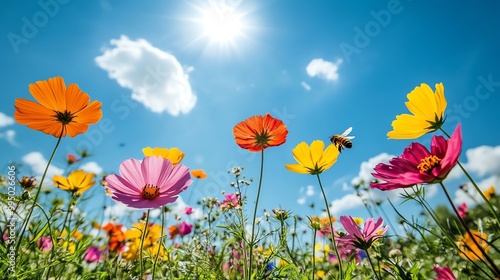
[454,175,499,206]
[96,35,197,115]
[306,185,315,196]
[22,152,63,178]
[306,58,342,81]
[462,146,500,177]
[0,112,14,127]
[329,193,364,215]
[351,153,395,186]
[0,130,17,146]
[80,161,104,175]
[301,81,311,91]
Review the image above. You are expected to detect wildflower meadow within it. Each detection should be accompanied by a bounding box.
[1,77,499,280]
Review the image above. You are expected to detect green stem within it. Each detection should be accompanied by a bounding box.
[152,207,165,280]
[439,128,500,223]
[312,229,317,280]
[365,249,381,280]
[439,182,500,277]
[248,150,265,280]
[15,133,63,261]
[316,174,343,280]
[140,209,151,278]
[280,220,298,268]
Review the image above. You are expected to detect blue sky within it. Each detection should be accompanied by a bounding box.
[1,0,500,228]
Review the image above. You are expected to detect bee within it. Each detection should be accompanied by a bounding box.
[330,127,355,153]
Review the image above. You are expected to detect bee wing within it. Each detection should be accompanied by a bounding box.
[341,127,353,137]
[345,136,355,140]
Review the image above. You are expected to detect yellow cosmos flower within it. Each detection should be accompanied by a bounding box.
[387,83,447,139]
[285,140,339,175]
[316,270,326,278]
[352,217,364,225]
[483,185,495,200]
[123,221,165,261]
[142,147,185,165]
[53,170,96,195]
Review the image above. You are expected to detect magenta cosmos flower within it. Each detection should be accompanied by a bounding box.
[339,216,388,251]
[433,265,457,280]
[371,124,462,191]
[105,156,192,208]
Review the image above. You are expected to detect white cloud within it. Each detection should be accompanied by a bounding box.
[297,197,306,205]
[306,58,342,81]
[306,185,315,196]
[454,175,500,206]
[22,152,63,178]
[351,153,395,186]
[96,35,197,115]
[0,130,18,146]
[301,81,311,91]
[104,202,133,219]
[330,193,364,215]
[0,112,14,127]
[462,146,500,177]
[80,161,103,175]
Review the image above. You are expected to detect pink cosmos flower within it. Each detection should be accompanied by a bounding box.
[105,156,192,208]
[371,124,462,191]
[83,246,102,263]
[339,216,388,250]
[433,265,457,280]
[37,236,53,253]
[457,203,468,218]
[184,206,193,215]
[179,221,193,236]
[218,193,240,211]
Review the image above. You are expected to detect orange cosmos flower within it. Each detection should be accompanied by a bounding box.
[14,76,102,138]
[191,169,207,179]
[233,113,288,152]
[457,230,490,261]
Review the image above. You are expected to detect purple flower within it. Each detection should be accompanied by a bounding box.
[339,216,388,250]
[37,236,53,253]
[83,246,102,263]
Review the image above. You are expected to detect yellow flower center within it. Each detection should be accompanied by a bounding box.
[417,155,441,173]
[142,184,160,200]
[55,110,75,124]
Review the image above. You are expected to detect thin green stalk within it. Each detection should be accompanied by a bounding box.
[248,150,265,280]
[439,128,500,223]
[16,133,63,260]
[316,174,343,280]
[439,182,500,277]
[140,209,151,278]
[365,249,381,280]
[152,207,165,280]
[312,229,317,280]
[279,220,298,267]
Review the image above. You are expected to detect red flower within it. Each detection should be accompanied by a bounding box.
[233,113,288,152]
[371,124,462,191]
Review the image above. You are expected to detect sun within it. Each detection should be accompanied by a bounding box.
[202,9,243,43]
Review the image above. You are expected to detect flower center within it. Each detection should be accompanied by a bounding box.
[55,110,75,125]
[417,155,441,173]
[254,130,270,147]
[142,184,160,200]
